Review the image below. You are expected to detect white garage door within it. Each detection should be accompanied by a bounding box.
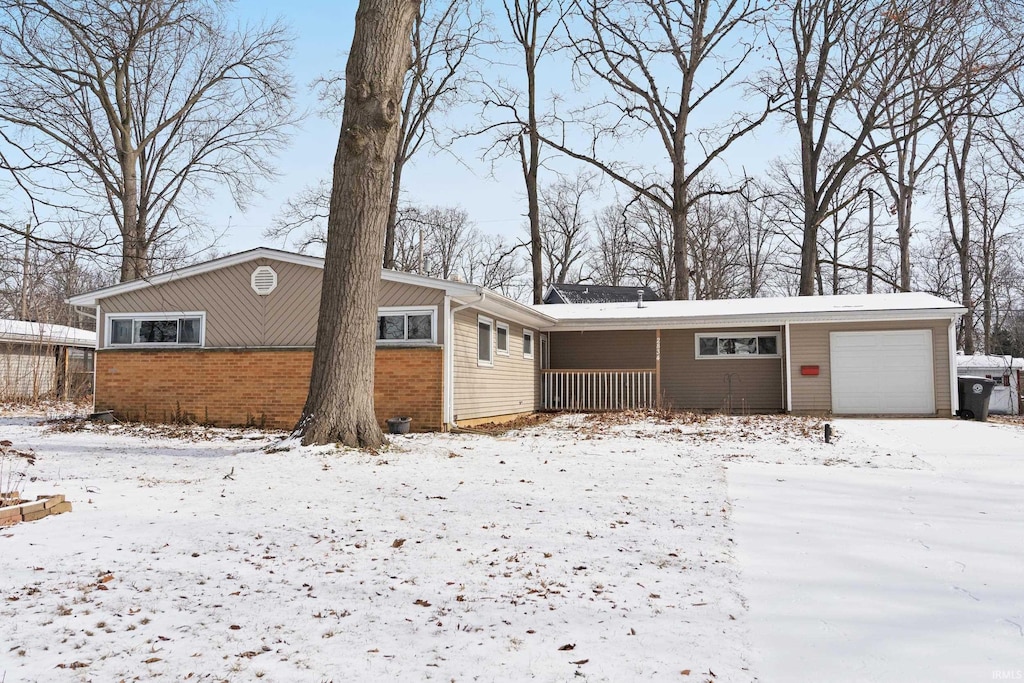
[830,330,935,414]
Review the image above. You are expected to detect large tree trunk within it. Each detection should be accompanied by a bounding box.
[297,0,419,448]
[525,36,543,305]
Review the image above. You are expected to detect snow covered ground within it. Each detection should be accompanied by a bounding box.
[0,409,1020,682]
[730,419,1024,683]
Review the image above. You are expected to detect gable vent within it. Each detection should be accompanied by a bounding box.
[251,265,278,295]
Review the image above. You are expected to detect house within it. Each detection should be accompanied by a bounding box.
[956,353,1023,415]
[67,247,966,430]
[0,319,96,400]
[543,283,660,305]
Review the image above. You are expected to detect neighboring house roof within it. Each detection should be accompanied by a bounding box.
[543,283,660,305]
[957,354,1024,370]
[0,319,96,348]
[537,292,966,331]
[66,246,556,329]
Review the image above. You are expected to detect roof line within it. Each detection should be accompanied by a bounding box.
[67,247,481,306]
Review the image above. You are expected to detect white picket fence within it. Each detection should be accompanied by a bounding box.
[541,369,656,411]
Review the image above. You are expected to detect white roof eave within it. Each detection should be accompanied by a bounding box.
[67,247,480,306]
[547,307,964,332]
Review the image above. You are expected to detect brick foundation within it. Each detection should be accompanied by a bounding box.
[95,347,444,431]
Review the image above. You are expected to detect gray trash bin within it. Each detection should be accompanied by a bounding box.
[957,376,996,421]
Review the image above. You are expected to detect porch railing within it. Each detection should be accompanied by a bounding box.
[542,369,657,412]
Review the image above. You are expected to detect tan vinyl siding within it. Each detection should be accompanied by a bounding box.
[97,259,446,347]
[661,327,784,413]
[789,319,952,415]
[549,330,656,369]
[452,308,540,420]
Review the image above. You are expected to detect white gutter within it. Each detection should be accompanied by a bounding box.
[445,291,486,429]
[948,317,959,416]
[548,308,969,332]
[784,321,793,412]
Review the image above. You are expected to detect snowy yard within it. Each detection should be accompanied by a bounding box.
[0,409,1021,682]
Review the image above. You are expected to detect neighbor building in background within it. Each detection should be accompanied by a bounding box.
[0,320,96,401]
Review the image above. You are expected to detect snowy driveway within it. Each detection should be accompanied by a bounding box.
[729,419,1024,683]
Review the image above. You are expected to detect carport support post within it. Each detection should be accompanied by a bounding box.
[656,329,661,408]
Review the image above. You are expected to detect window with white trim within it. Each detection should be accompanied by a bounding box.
[376,307,435,344]
[107,314,204,347]
[477,315,493,366]
[496,322,510,355]
[695,332,780,358]
[523,329,534,359]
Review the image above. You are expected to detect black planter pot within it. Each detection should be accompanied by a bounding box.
[386,416,412,435]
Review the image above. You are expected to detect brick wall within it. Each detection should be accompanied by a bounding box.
[95,346,444,431]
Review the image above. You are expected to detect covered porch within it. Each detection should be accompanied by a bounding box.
[542,327,788,414]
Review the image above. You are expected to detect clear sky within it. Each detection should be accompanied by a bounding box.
[215,0,531,254]
[215,0,779,255]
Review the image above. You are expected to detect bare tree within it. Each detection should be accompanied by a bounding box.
[543,0,772,299]
[481,0,566,303]
[592,203,634,286]
[0,0,296,281]
[730,190,782,298]
[623,193,675,297]
[395,204,472,278]
[271,0,479,264]
[765,0,962,295]
[538,172,594,284]
[298,0,420,448]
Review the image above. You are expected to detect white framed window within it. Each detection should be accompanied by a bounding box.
[377,307,435,344]
[107,313,205,348]
[496,322,510,355]
[477,315,493,367]
[695,331,781,359]
[523,329,534,359]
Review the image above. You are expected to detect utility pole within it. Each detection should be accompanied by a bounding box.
[867,192,874,295]
[20,221,31,320]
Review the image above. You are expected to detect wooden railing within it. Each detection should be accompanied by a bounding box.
[541,369,657,412]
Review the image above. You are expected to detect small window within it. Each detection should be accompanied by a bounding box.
[108,314,203,347]
[478,315,493,366]
[523,330,534,359]
[496,322,510,355]
[696,332,781,359]
[376,308,435,344]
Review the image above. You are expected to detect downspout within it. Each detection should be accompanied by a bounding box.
[784,322,793,412]
[948,317,959,416]
[91,303,100,414]
[445,290,486,430]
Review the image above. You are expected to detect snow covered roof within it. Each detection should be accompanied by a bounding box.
[544,283,661,305]
[957,354,1024,370]
[0,319,96,347]
[536,292,965,330]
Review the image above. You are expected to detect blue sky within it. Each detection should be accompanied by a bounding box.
[215,0,781,255]
[216,0,530,253]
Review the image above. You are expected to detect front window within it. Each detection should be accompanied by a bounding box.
[478,315,493,366]
[496,322,510,355]
[523,330,534,359]
[376,308,435,344]
[108,315,203,347]
[696,332,781,359]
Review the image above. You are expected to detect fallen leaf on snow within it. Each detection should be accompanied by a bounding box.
[571,659,589,665]
[558,643,575,651]
[392,538,406,548]
[143,657,161,664]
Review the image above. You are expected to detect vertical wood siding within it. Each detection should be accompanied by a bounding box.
[660,327,785,413]
[549,330,656,369]
[97,259,445,347]
[789,319,951,415]
[452,308,540,420]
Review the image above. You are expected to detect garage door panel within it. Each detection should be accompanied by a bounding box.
[830,330,934,414]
